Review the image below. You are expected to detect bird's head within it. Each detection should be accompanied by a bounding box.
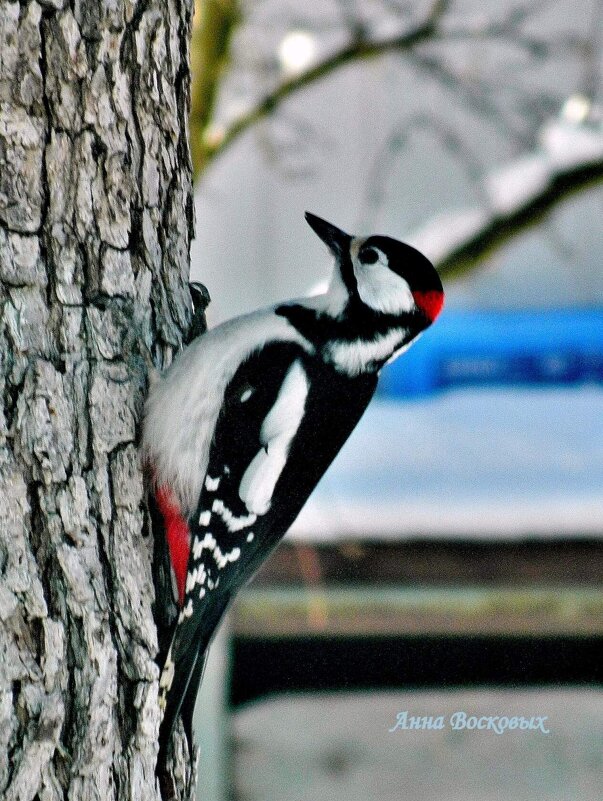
[305,212,444,327]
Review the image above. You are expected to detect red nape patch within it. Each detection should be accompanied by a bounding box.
[413,290,444,322]
[155,485,190,607]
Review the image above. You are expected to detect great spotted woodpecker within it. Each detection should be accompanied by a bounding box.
[143,212,444,773]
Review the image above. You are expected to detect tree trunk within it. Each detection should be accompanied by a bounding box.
[0,2,196,799]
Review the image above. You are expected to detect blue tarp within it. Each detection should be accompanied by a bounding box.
[378,308,603,398]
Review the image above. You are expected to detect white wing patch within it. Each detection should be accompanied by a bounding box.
[239,360,310,515]
[324,328,407,376]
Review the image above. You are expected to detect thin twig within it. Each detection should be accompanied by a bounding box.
[200,0,450,170]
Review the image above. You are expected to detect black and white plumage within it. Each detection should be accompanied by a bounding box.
[143,213,444,774]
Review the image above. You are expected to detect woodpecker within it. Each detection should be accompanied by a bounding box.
[143,212,444,773]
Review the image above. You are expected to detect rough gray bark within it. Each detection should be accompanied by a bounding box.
[0,2,196,799]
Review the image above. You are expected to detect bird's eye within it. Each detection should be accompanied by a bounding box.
[360,247,379,264]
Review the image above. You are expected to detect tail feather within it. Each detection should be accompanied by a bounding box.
[181,650,209,756]
[157,634,206,774]
[156,593,231,776]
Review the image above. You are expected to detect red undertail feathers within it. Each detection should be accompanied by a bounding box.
[155,485,190,607]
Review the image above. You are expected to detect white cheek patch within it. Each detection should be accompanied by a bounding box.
[351,240,414,315]
[239,360,309,515]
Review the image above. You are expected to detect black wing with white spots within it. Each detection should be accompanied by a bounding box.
[157,340,378,767]
[158,342,311,764]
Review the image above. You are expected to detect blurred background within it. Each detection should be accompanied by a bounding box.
[186,0,603,798]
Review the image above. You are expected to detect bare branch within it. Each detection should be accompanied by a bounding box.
[435,160,603,276]
[199,0,450,171]
[406,119,603,276]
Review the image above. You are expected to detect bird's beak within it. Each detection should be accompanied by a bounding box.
[305,212,351,257]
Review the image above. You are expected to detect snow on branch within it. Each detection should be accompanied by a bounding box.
[407,112,603,276]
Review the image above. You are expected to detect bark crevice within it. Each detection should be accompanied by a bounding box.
[1,2,196,799]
